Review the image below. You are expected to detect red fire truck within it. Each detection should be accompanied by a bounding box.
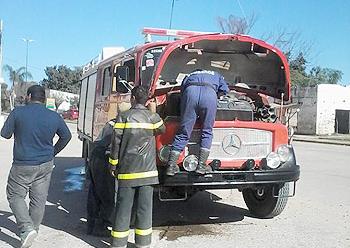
[78,28,300,218]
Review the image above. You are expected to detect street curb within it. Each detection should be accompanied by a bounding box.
[293,138,350,146]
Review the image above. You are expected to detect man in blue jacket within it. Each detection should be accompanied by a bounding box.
[166,70,229,176]
[1,85,71,248]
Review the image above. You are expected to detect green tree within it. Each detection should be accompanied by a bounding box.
[290,53,307,75]
[288,52,310,86]
[290,69,310,86]
[309,66,343,85]
[41,65,82,94]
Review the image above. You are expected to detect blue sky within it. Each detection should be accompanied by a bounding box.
[1,0,349,86]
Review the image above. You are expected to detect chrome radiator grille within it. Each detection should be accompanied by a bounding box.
[187,128,272,161]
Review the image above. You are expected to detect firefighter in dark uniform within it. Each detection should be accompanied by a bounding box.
[109,86,165,248]
[87,119,117,236]
[166,70,229,176]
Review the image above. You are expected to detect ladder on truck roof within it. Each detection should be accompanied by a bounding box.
[142,27,214,42]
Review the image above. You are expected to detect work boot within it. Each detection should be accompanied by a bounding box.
[166,150,180,176]
[195,148,212,175]
[92,220,110,237]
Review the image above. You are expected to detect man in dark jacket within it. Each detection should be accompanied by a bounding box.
[109,86,165,248]
[87,119,117,237]
[1,85,71,248]
[166,70,229,176]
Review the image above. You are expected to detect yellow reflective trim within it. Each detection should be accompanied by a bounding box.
[109,158,118,166]
[124,123,154,129]
[114,122,163,130]
[153,120,164,129]
[117,170,158,180]
[135,228,152,236]
[111,230,130,238]
[114,123,126,129]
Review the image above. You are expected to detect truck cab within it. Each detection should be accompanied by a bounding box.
[78,28,300,218]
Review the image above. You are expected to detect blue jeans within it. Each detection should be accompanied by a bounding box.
[172,86,217,152]
[6,160,54,235]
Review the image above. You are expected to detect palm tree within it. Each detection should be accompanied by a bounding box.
[3,65,32,86]
[3,65,33,109]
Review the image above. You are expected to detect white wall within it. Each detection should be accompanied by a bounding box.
[316,84,350,135]
[292,86,318,134]
[48,89,79,101]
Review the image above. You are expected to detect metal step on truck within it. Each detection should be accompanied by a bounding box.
[78,27,300,218]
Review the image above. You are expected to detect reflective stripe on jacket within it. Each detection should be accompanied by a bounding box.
[109,104,165,187]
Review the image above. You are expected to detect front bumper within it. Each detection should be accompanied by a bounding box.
[159,165,300,189]
[159,144,300,189]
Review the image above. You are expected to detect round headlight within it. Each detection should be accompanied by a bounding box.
[159,145,171,163]
[266,152,281,169]
[277,145,291,162]
[183,155,198,172]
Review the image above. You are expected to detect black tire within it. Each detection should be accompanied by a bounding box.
[242,183,289,218]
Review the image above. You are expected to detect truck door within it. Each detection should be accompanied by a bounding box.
[93,65,112,140]
[109,58,135,117]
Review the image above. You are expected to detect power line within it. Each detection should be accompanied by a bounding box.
[236,0,247,21]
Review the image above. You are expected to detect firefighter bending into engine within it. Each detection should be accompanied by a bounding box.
[87,118,117,236]
[166,69,229,176]
[108,86,165,248]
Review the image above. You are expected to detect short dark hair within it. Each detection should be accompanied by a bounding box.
[27,85,46,103]
[131,86,148,105]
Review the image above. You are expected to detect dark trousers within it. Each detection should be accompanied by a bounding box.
[87,155,116,230]
[6,160,54,236]
[172,86,217,152]
[111,185,153,248]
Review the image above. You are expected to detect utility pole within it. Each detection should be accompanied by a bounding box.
[0,19,5,115]
[21,38,34,83]
[169,0,175,30]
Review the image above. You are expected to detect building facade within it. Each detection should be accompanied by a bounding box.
[292,84,350,135]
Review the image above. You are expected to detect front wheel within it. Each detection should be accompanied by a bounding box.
[242,183,289,218]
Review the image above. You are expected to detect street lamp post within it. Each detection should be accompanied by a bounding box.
[169,0,175,30]
[21,38,34,83]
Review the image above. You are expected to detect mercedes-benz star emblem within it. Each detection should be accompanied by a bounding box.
[222,134,242,155]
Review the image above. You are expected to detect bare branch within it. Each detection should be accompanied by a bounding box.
[217,13,257,34]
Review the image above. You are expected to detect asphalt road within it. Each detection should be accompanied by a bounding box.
[0,126,349,248]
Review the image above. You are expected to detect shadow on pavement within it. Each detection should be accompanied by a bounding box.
[152,190,248,241]
[153,190,248,227]
[42,157,250,246]
[43,156,110,248]
[0,211,21,248]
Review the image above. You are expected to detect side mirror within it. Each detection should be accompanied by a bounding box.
[116,80,133,94]
[115,66,129,82]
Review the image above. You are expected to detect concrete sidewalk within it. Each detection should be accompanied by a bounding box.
[293,134,350,146]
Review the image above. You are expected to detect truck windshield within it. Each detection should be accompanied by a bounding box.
[141,46,165,89]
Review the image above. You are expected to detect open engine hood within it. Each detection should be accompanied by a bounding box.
[151,34,290,101]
